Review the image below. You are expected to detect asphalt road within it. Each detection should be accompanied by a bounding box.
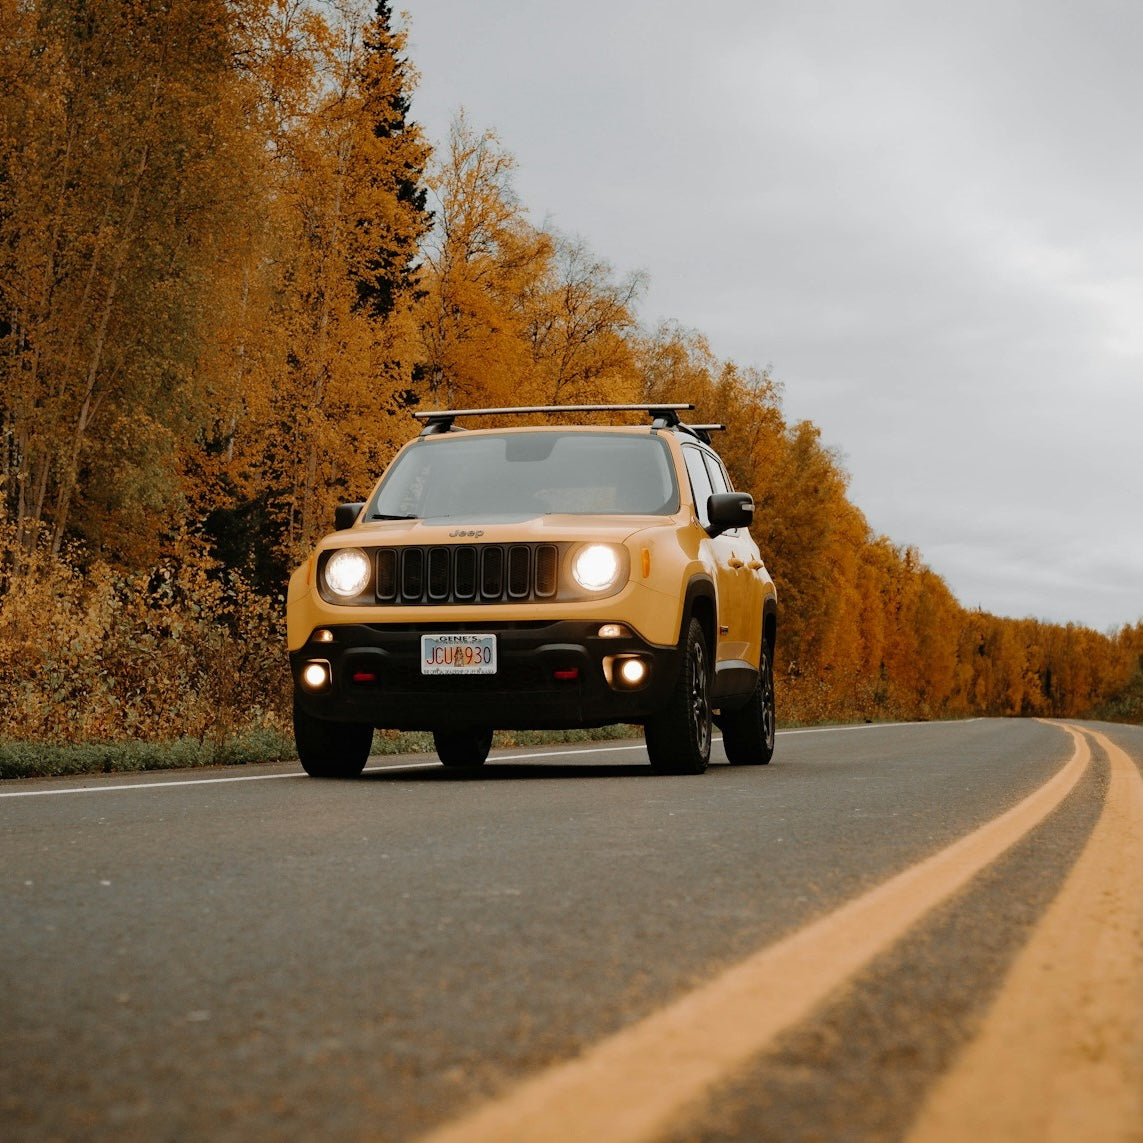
[3,718,1141,1142]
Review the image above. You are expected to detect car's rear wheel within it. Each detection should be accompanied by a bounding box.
[645,618,712,774]
[293,698,372,778]
[720,640,776,765]
[433,727,494,769]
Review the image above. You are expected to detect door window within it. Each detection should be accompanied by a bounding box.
[682,447,714,526]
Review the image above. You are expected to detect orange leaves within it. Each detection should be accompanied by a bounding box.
[634,324,1138,724]
[416,113,645,411]
[3,1,1137,750]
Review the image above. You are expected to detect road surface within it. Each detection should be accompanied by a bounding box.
[3,718,1141,1141]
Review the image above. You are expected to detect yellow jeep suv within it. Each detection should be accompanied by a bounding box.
[287,404,777,776]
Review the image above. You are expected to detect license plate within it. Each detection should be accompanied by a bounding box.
[420,633,497,675]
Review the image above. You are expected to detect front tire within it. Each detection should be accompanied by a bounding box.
[433,727,493,769]
[645,618,712,774]
[293,698,372,778]
[720,640,776,765]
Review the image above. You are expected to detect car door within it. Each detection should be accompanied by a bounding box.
[682,445,753,670]
[704,451,764,668]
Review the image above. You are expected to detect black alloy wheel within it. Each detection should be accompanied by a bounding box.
[720,639,776,765]
[293,698,372,778]
[645,617,712,775]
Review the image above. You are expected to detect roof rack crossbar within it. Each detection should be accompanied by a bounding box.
[679,422,726,444]
[413,404,695,436]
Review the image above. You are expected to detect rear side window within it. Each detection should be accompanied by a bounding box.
[704,453,732,495]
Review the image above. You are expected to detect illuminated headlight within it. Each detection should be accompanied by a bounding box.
[324,548,371,597]
[570,544,624,593]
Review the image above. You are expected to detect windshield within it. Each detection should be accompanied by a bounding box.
[368,432,679,520]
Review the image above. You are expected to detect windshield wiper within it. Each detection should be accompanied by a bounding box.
[368,512,419,520]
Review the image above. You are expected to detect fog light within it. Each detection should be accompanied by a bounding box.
[301,661,331,691]
[618,658,648,686]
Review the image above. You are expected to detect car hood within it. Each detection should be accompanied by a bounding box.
[318,514,674,551]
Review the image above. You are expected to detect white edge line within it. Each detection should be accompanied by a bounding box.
[0,719,980,799]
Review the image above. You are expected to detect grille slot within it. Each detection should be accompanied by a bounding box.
[376,549,397,600]
[507,546,531,598]
[535,545,558,597]
[481,548,504,599]
[370,544,566,605]
[454,547,477,599]
[401,549,424,599]
[427,548,450,600]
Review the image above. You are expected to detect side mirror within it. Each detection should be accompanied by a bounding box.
[706,492,753,537]
[334,502,365,531]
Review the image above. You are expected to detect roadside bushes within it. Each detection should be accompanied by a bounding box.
[0,529,292,763]
[2,526,1139,780]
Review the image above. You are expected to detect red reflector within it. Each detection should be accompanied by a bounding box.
[352,671,378,684]
[553,668,579,681]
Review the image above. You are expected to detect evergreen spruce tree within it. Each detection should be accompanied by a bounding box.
[353,2,432,321]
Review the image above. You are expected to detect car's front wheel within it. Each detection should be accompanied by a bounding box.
[433,727,494,769]
[293,698,372,778]
[719,640,776,765]
[644,618,712,774]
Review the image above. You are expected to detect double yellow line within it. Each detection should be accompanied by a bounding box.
[909,727,1143,1141]
[417,724,1143,1143]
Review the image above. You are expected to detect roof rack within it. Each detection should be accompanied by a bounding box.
[684,423,727,444]
[413,403,694,436]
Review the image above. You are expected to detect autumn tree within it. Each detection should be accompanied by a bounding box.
[522,233,644,405]
[196,0,433,573]
[416,112,645,411]
[417,111,550,406]
[0,0,265,567]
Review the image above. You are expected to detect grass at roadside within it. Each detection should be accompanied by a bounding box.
[0,725,642,780]
[0,727,297,780]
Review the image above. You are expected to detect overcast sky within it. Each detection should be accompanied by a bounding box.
[401,0,1142,632]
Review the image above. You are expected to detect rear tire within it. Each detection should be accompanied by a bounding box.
[433,727,493,769]
[720,640,776,765]
[293,698,372,778]
[645,618,712,775]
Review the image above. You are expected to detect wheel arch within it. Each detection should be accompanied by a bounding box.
[681,575,718,653]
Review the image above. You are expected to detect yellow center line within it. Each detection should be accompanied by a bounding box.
[415,725,1092,1143]
[907,727,1143,1142]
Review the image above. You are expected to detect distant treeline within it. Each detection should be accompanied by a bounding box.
[1,0,1140,752]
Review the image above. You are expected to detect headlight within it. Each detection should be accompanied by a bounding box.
[324,548,371,597]
[571,544,624,593]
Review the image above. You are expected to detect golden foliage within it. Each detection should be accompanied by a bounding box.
[1,2,1138,754]
[0,525,289,746]
[416,113,644,410]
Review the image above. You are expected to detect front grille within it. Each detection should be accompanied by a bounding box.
[371,544,561,606]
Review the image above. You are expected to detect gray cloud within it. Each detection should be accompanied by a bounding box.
[405,0,1143,630]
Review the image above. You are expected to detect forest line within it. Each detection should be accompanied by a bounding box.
[1,0,1140,759]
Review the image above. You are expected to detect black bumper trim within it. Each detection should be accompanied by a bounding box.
[291,620,683,731]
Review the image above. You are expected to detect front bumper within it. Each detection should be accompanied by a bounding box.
[290,620,683,731]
